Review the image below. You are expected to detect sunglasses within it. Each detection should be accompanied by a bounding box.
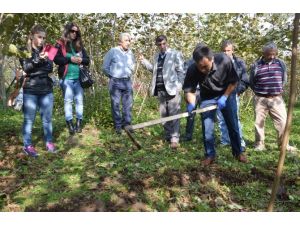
[70,30,79,34]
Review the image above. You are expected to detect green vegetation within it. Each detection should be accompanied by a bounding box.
[0,87,299,212]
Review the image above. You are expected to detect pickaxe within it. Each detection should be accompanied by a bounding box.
[124,105,217,149]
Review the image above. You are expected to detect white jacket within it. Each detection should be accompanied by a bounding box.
[142,48,185,96]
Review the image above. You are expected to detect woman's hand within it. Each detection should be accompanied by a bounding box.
[39,51,48,60]
[71,56,82,64]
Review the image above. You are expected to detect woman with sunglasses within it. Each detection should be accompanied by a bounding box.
[19,24,56,157]
[54,22,90,135]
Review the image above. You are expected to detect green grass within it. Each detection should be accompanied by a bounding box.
[0,87,299,212]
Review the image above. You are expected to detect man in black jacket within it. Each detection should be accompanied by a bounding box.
[216,40,249,149]
[183,43,247,165]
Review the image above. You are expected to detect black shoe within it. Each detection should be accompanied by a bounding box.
[122,125,134,133]
[125,127,134,134]
[116,128,122,135]
[66,120,75,135]
[75,119,82,133]
[181,136,192,142]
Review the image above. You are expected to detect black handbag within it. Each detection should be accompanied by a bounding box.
[79,65,94,88]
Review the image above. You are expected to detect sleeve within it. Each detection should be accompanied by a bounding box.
[183,66,197,93]
[102,49,113,77]
[81,48,90,66]
[45,60,54,73]
[127,51,136,73]
[141,58,154,72]
[53,44,71,66]
[237,59,249,94]
[19,50,43,74]
[226,59,239,85]
[279,59,287,85]
[249,63,256,90]
[175,51,185,89]
[19,57,34,74]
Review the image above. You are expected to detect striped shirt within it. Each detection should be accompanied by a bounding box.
[252,59,286,95]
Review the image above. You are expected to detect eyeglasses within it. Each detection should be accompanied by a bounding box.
[70,30,78,34]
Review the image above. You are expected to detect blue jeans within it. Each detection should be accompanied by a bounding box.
[200,93,243,158]
[23,93,53,147]
[217,94,246,147]
[60,79,84,121]
[185,88,201,139]
[109,78,133,129]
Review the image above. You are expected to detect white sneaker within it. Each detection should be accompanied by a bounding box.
[287,145,298,152]
[254,144,266,151]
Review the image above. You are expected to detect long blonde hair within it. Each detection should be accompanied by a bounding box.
[26,24,46,52]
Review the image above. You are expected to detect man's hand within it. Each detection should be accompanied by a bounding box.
[138,53,144,61]
[217,95,228,110]
[186,103,195,115]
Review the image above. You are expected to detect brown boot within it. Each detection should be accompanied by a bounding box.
[237,153,248,163]
[202,157,215,166]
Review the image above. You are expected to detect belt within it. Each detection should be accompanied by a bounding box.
[112,77,130,81]
[255,93,281,98]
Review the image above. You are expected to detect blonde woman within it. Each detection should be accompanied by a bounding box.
[19,24,55,157]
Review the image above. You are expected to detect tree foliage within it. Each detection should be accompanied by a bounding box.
[1,13,299,106]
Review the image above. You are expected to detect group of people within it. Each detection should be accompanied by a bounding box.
[19,23,296,165]
[20,22,89,157]
[102,33,296,165]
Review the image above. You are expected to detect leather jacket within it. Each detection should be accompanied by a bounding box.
[19,47,53,95]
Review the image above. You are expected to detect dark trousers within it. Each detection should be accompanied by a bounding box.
[157,90,181,143]
[200,93,243,158]
[109,78,133,130]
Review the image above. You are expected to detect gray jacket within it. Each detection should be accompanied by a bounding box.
[142,48,185,96]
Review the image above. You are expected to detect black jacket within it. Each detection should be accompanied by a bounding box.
[19,47,53,95]
[54,43,90,79]
[233,55,249,94]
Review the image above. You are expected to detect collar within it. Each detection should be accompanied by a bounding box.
[261,57,276,65]
[210,62,217,73]
[159,52,166,58]
[119,46,129,53]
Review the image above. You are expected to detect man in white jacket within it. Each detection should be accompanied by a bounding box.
[139,35,185,149]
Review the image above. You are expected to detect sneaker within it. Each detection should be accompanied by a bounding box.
[202,157,215,166]
[236,153,248,163]
[23,145,38,157]
[254,144,266,151]
[164,138,171,143]
[46,142,57,153]
[116,128,122,135]
[124,126,134,134]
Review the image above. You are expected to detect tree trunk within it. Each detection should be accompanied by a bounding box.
[267,13,300,212]
[0,51,7,108]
